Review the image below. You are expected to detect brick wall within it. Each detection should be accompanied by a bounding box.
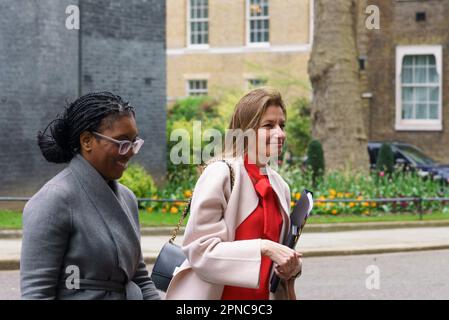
[81,0,167,181]
[0,0,166,201]
[0,0,80,197]
[366,0,449,162]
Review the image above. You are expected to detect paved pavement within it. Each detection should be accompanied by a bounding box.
[2,225,449,270]
[3,249,449,300]
[296,249,449,300]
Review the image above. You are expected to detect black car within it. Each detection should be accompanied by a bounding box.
[369,141,449,182]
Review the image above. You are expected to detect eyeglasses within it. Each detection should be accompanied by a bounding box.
[92,132,144,155]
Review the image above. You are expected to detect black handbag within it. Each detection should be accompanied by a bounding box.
[151,160,235,292]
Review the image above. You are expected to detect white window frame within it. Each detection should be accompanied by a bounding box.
[187,0,209,49]
[246,0,270,47]
[186,79,208,96]
[395,45,443,131]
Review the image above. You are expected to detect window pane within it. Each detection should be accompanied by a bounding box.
[416,55,427,65]
[403,56,413,66]
[430,87,439,102]
[429,104,438,119]
[402,67,413,83]
[402,87,413,102]
[428,66,438,83]
[415,67,426,83]
[416,87,427,102]
[402,103,413,119]
[428,55,436,65]
[416,104,428,119]
[263,19,269,29]
[262,3,269,15]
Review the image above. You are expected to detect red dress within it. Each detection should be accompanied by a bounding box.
[221,157,283,300]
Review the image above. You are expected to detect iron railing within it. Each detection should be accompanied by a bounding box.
[2,196,449,220]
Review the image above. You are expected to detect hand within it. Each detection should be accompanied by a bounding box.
[261,240,303,280]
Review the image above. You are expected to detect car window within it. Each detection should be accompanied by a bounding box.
[397,145,436,166]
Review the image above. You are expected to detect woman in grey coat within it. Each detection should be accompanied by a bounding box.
[20,92,160,300]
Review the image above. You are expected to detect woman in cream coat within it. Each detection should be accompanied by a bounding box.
[166,88,302,300]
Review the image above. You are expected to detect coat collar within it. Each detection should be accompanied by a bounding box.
[69,154,141,280]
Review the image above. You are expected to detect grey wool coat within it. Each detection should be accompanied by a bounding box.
[20,154,160,300]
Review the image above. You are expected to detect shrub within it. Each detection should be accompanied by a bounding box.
[307,140,325,186]
[119,164,156,201]
[285,97,311,157]
[377,143,395,174]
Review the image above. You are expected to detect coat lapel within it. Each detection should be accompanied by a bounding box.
[69,154,140,280]
[265,166,290,216]
[266,165,291,244]
[232,157,259,229]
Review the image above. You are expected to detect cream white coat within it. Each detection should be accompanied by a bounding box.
[165,157,292,300]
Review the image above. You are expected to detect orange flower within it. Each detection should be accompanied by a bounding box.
[291,201,295,208]
[295,193,301,200]
[349,202,355,208]
[331,209,338,215]
[146,207,153,213]
[170,207,179,214]
[161,208,167,213]
[184,190,192,198]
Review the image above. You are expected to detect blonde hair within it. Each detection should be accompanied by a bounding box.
[222,87,287,159]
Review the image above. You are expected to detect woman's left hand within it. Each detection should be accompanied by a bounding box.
[273,253,302,280]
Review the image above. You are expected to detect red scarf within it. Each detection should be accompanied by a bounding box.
[244,158,283,241]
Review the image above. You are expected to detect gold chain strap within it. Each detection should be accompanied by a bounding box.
[169,160,235,243]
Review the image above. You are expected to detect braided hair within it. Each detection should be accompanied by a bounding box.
[37,92,135,163]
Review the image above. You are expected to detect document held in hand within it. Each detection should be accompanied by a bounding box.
[270,189,314,293]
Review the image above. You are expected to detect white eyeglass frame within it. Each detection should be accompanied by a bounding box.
[92,132,144,155]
